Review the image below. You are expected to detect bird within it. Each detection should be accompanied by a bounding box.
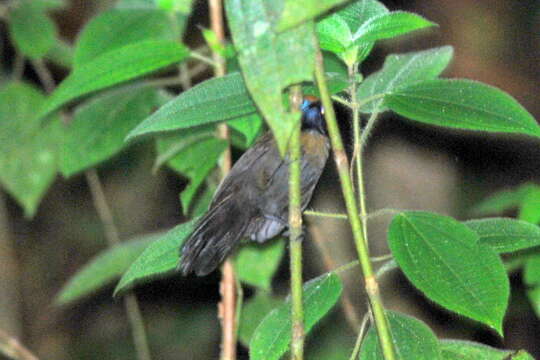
[179,96,329,276]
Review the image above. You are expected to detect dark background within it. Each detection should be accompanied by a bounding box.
[1,0,539,359]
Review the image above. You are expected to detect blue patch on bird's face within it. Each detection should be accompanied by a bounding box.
[300,99,326,135]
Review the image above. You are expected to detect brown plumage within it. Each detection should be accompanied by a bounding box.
[179,98,328,276]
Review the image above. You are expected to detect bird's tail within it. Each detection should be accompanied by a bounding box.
[179,201,246,276]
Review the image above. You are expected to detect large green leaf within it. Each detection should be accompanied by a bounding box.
[225,0,316,155]
[126,73,257,140]
[74,9,176,67]
[114,219,197,295]
[471,183,538,216]
[388,211,509,335]
[385,79,540,138]
[357,46,453,113]
[60,88,160,177]
[465,218,540,254]
[0,82,60,217]
[359,311,441,360]
[56,233,161,305]
[440,340,533,360]
[234,238,285,291]
[8,2,57,59]
[249,272,342,360]
[39,40,190,119]
[277,0,349,31]
[238,291,282,346]
[352,11,435,44]
[157,134,226,213]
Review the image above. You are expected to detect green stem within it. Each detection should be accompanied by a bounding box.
[190,51,216,66]
[349,313,370,360]
[347,63,369,244]
[313,42,396,360]
[288,85,305,360]
[304,210,348,220]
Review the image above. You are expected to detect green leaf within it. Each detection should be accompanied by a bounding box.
[316,15,351,54]
[359,311,441,360]
[338,0,389,32]
[353,11,436,44]
[440,339,532,360]
[518,187,540,224]
[358,46,453,113]
[238,291,282,346]
[471,183,538,216]
[157,134,226,213]
[385,79,540,138]
[225,0,316,155]
[8,2,57,59]
[227,113,264,147]
[127,73,257,140]
[156,0,193,13]
[74,9,176,67]
[250,272,343,360]
[388,211,509,335]
[277,0,349,31]
[527,286,540,318]
[114,219,197,295]
[56,233,161,305]
[316,0,389,65]
[60,88,160,177]
[465,218,540,254]
[524,254,540,286]
[39,40,190,119]
[234,238,285,290]
[0,82,60,217]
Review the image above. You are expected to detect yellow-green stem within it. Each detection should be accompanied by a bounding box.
[288,85,305,360]
[313,43,396,360]
[348,63,369,243]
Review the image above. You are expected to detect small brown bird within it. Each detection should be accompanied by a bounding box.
[179,96,329,276]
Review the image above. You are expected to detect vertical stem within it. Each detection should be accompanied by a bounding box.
[288,85,305,360]
[348,64,369,243]
[209,1,236,359]
[313,44,396,360]
[31,59,152,360]
[85,170,152,360]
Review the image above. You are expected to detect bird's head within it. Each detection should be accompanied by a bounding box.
[301,95,326,135]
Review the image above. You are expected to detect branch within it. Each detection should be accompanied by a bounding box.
[0,328,39,360]
[313,40,397,360]
[288,85,305,359]
[208,1,237,359]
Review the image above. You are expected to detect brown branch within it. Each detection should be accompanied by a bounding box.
[0,328,39,360]
[209,0,237,359]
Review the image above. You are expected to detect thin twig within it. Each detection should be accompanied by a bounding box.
[31,59,55,94]
[349,313,370,360]
[304,209,348,220]
[13,52,25,81]
[85,170,152,360]
[331,95,352,107]
[190,51,217,66]
[209,1,237,359]
[31,36,153,360]
[313,38,396,360]
[0,328,39,360]
[309,225,361,331]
